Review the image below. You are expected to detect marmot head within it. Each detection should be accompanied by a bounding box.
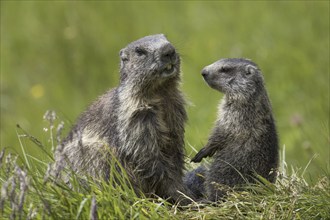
[201,58,264,98]
[119,34,180,90]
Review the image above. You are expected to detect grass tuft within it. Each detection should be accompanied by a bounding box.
[0,115,329,219]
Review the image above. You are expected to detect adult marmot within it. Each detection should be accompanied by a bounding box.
[191,58,279,201]
[59,34,188,203]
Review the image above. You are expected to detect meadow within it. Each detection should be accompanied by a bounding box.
[1,1,329,219]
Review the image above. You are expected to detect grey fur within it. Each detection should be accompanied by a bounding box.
[191,58,279,201]
[183,166,207,200]
[59,34,188,203]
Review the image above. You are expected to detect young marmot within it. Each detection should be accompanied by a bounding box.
[59,34,188,203]
[191,58,279,201]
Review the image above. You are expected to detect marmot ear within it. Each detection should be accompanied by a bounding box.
[245,65,257,76]
[119,49,129,62]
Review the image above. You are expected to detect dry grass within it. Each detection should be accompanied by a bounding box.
[1,112,329,219]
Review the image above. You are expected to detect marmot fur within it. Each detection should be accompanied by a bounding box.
[190,58,279,201]
[59,34,188,203]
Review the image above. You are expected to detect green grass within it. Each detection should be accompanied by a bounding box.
[1,119,329,219]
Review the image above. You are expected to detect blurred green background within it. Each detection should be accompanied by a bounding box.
[1,1,329,179]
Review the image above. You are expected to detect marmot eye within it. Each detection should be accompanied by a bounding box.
[135,47,147,56]
[219,66,231,73]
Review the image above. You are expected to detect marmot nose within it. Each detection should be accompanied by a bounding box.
[201,69,208,78]
[160,44,176,63]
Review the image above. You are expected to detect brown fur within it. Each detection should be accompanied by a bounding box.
[58,34,188,203]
